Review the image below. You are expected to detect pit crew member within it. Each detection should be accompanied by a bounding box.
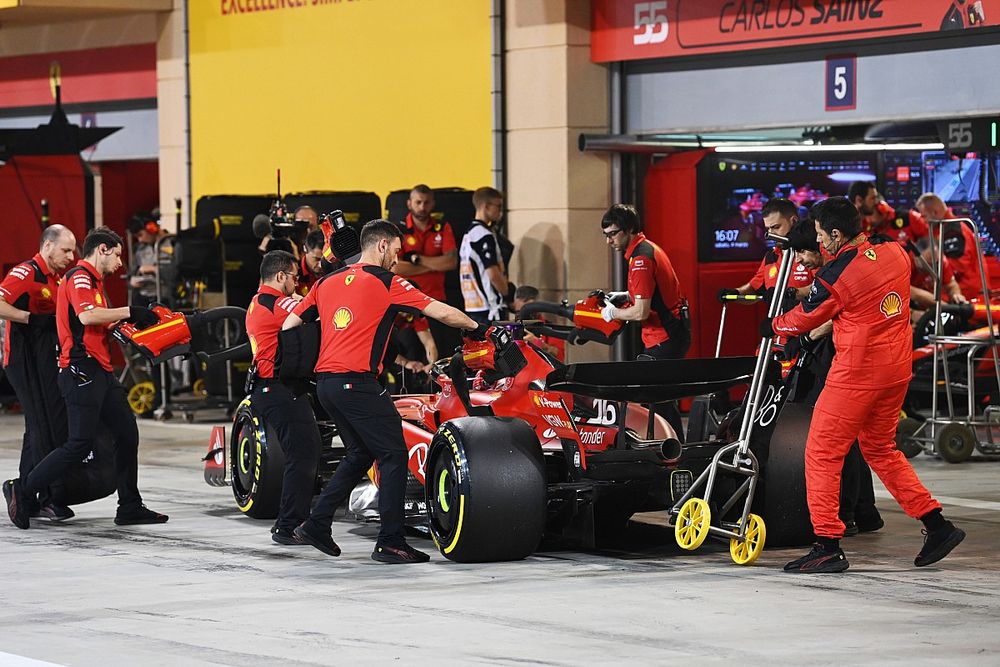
[0,225,77,521]
[4,228,168,530]
[393,184,460,355]
[721,198,814,301]
[761,197,964,572]
[246,250,321,546]
[599,204,688,439]
[282,219,482,564]
[916,192,985,302]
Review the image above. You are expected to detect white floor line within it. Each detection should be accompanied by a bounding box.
[875,490,1000,512]
[0,652,66,667]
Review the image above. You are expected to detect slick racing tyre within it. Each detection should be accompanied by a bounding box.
[758,403,814,547]
[230,398,285,519]
[426,417,545,563]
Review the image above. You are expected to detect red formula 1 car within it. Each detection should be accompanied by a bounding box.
[218,291,814,563]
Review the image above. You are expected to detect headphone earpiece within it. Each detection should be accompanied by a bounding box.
[144,220,160,235]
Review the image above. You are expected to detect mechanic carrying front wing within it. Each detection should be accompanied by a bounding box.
[245,250,321,547]
[760,197,964,573]
[281,220,483,564]
[4,229,168,529]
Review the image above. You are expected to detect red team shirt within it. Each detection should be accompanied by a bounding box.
[748,245,814,292]
[57,260,114,371]
[401,214,456,302]
[246,285,300,379]
[0,253,60,367]
[862,202,929,245]
[293,264,433,374]
[624,233,684,349]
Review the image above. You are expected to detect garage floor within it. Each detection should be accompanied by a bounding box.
[1,413,998,666]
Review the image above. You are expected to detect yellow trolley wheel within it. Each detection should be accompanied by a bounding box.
[193,378,207,397]
[674,497,711,551]
[127,381,156,415]
[729,513,766,565]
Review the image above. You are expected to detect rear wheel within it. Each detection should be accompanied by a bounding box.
[425,417,545,562]
[230,399,285,519]
[895,417,924,459]
[935,423,976,464]
[758,403,814,547]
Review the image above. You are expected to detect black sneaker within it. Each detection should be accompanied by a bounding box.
[3,479,29,529]
[293,522,341,557]
[783,543,850,573]
[114,505,169,525]
[915,522,965,567]
[271,525,306,546]
[39,504,75,522]
[857,515,885,533]
[371,542,431,564]
[843,520,859,537]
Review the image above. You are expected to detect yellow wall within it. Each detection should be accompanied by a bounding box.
[189,0,493,204]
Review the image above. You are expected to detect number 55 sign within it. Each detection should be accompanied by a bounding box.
[633,2,668,46]
[825,55,856,111]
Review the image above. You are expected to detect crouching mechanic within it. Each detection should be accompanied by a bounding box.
[245,250,321,546]
[761,197,964,572]
[282,219,483,564]
[4,228,168,529]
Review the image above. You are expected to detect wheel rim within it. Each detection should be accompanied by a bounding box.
[127,381,156,414]
[437,469,451,513]
[193,378,207,396]
[730,513,766,565]
[675,498,711,551]
[230,414,257,504]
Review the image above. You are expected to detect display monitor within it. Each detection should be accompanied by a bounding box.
[921,151,982,202]
[697,153,877,262]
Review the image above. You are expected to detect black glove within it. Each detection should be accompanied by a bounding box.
[27,313,55,329]
[505,282,517,304]
[128,306,160,330]
[403,252,420,264]
[758,317,775,338]
[717,287,739,302]
[780,333,815,361]
[465,323,490,341]
[782,287,799,303]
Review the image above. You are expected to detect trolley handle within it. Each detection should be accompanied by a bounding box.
[718,294,764,304]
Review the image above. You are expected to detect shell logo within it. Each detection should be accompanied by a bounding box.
[95,293,103,305]
[880,292,902,318]
[40,287,51,299]
[345,275,355,286]
[768,266,777,279]
[407,237,417,246]
[864,248,877,261]
[333,307,353,330]
[249,335,257,355]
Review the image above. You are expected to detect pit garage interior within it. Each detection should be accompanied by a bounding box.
[1,1,1000,665]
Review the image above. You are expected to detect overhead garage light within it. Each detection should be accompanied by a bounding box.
[715,142,945,153]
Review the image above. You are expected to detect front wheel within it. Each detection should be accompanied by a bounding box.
[425,417,545,563]
[230,398,285,519]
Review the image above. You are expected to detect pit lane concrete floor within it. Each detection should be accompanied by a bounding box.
[0,414,998,667]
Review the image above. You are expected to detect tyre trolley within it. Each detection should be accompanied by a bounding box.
[899,218,1000,463]
[666,233,795,565]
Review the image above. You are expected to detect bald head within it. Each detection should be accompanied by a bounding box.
[40,224,77,273]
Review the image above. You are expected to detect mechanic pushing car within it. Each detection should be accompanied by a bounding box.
[720,198,814,301]
[0,225,77,521]
[245,250,322,547]
[4,228,168,530]
[761,197,965,573]
[281,219,484,564]
[598,203,689,438]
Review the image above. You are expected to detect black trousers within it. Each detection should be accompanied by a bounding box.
[307,374,407,547]
[428,317,461,359]
[641,331,692,442]
[252,382,321,532]
[5,326,68,507]
[25,359,142,510]
[839,442,879,523]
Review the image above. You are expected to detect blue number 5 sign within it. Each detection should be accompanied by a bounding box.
[825,55,856,111]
